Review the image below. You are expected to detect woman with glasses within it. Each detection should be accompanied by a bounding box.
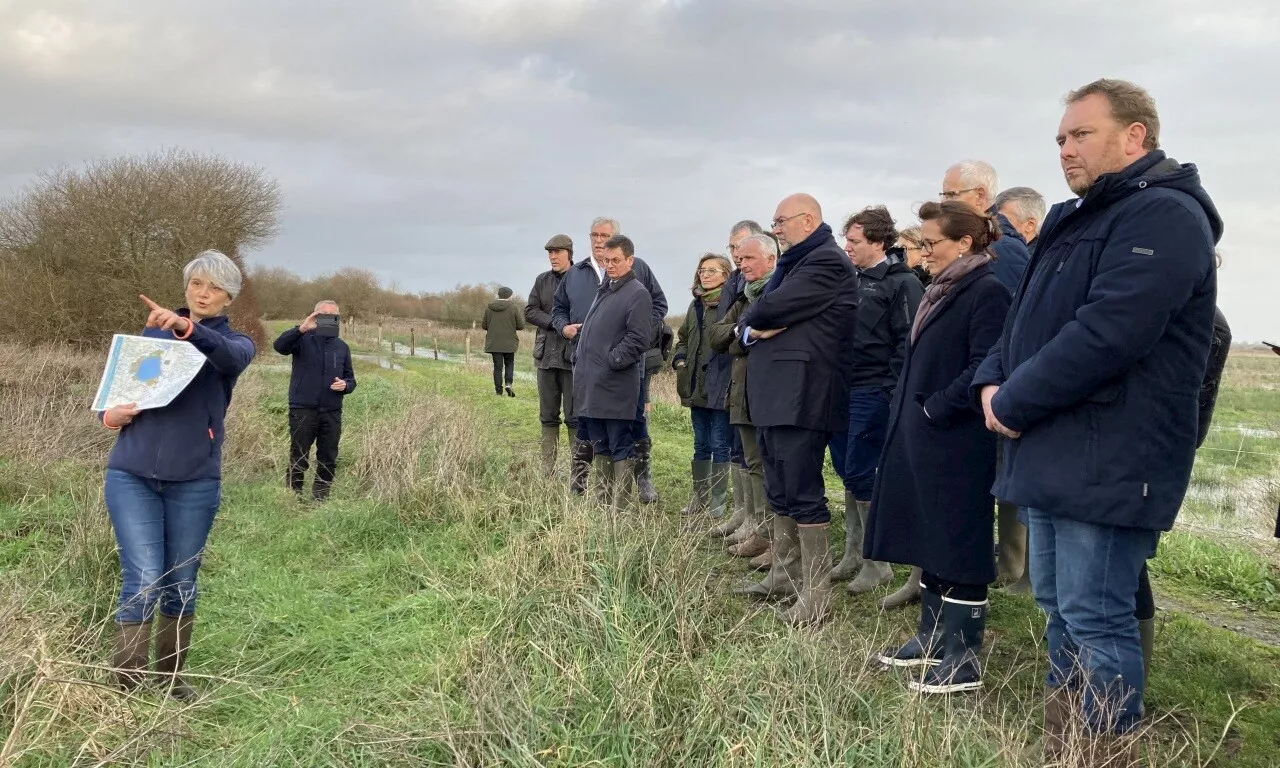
[863,201,1011,694]
[895,227,932,288]
[99,250,255,699]
[673,253,735,518]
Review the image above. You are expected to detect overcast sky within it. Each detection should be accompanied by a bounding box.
[1,0,1274,339]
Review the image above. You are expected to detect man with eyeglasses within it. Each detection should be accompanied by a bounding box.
[940,160,1031,292]
[972,78,1220,755]
[552,217,668,499]
[733,193,858,627]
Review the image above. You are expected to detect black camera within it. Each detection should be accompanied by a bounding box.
[314,314,340,337]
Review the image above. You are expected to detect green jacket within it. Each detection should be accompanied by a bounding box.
[673,298,720,408]
[708,295,751,425]
[482,299,525,354]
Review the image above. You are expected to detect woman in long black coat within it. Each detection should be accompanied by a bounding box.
[864,201,1010,695]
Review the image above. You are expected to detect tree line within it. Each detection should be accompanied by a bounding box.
[0,150,516,352]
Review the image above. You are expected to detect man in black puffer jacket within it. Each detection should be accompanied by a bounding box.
[274,300,357,501]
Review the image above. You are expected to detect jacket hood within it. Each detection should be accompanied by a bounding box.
[488,299,512,311]
[1088,150,1224,244]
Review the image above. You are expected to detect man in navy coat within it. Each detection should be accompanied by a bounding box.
[733,193,858,628]
[973,79,1220,749]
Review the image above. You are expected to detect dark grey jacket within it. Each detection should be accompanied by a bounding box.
[551,256,668,352]
[525,268,572,370]
[571,273,654,421]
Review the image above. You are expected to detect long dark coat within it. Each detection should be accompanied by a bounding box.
[864,263,1010,585]
[708,295,751,426]
[572,272,653,421]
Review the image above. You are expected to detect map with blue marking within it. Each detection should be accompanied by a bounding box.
[92,334,208,411]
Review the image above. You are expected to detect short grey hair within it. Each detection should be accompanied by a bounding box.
[730,220,764,237]
[590,217,621,235]
[182,249,242,299]
[949,160,999,196]
[992,186,1047,232]
[741,233,779,260]
[314,299,340,313]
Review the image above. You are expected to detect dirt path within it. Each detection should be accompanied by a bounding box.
[1156,590,1280,647]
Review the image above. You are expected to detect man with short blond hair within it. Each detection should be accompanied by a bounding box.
[974,78,1220,750]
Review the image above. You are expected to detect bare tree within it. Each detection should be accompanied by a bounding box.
[0,149,280,350]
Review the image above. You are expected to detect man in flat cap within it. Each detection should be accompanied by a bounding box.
[525,234,576,474]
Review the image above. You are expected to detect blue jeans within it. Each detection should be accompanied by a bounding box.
[689,406,731,463]
[1026,508,1159,734]
[104,469,221,623]
[827,387,890,500]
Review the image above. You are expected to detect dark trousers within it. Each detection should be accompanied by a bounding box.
[759,425,830,524]
[634,370,652,441]
[730,425,746,467]
[537,367,575,428]
[827,387,891,501]
[288,407,342,499]
[582,417,635,460]
[491,353,515,392]
[922,571,989,602]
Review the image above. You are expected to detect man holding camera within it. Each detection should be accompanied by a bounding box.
[273,300,357,501]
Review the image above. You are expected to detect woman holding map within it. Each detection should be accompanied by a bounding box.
[98,249,255,699]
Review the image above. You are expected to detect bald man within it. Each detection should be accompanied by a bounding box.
[733,193,858,627]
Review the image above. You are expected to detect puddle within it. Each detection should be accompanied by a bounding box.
[377,341,535,382]
[353,354,403,371]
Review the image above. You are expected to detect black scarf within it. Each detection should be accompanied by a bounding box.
[763,223,834,294]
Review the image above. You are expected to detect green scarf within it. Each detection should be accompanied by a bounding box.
[743,270,774,303]
[699,286,723,307]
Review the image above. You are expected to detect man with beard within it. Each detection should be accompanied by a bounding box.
[974,79,1220,758]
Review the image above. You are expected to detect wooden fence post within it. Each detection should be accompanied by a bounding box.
[433,337,439,360]
[410,328,416,357]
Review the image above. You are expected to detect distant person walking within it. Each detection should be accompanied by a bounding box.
[483,286,525,397]
[273,300,357,501]
[98,250,255,699]
[526,235,576,475]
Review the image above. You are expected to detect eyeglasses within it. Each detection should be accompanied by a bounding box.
[938,188,978,200]
[921,237,951,253]
[589,233,613,240]
[771,212,807,228]
[697,267,726,276]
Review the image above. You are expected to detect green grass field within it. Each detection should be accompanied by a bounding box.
[2,342,1279,766]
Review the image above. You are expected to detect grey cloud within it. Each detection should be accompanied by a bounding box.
[0,0,1273,338]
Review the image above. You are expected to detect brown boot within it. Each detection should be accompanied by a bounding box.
[154,613,197,700]
[727,533,769,558]
[112,620,152,691]
[829,491,864,582]
[540,425,560,476]
[878,566,923,611]
[994,500,1027,586]
[778,523,833,626]
[733,515,800,601]
[592,456,615,507]
[612,459,636,514]
[1042,685,1071,765]
[748,545,773,572]
[725,471,760,544]
[846,501,892,594]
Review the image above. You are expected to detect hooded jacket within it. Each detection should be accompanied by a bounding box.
[972,150,1221,531]
[106,311,255,482]
[482,298,525,354]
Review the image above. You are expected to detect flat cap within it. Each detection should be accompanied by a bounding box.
[544,234,574,251]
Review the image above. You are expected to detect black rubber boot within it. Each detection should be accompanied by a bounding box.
[908,597,987,694]
[570,438,594,496]
[634,439,659,505]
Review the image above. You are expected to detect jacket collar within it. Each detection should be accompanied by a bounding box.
[857,258,892,280]
[916,263,992,337]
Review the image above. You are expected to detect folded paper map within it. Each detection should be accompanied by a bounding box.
[92,334,208,412]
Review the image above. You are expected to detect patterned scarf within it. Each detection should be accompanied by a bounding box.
[743,271,774,304]
[909,251,993,344]
[697,285,723,308]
